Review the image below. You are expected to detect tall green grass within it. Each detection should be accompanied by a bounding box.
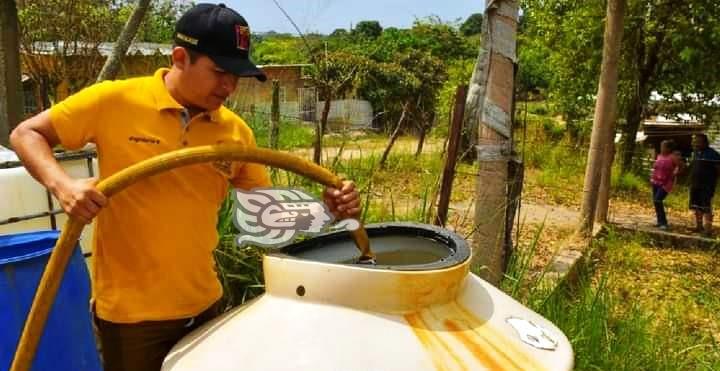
[213,149,446,307]
[243,113,315,150]
[499,226,720,370]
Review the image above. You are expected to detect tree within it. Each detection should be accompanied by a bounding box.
[252,35,308,65]
[618,0,720,173]
[97,0,152,82]
[0,0,23,146]
[329,28,348,38]
[353,20,382,39]
[460,13,483,36]
[364,50,446,167]
[579,0,626,235]
[522,0,720,168]
[130,0,193,43]
[307,50,365,164]
[18,0,119,103]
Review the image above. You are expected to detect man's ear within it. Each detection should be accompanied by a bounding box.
[171,47,189,70]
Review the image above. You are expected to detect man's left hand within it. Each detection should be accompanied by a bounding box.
[323,180,361,220]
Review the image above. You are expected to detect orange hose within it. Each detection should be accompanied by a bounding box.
[11,144,372,371]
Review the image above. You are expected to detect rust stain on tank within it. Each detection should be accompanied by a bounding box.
[455,301,542,370]
[405,312,455,371]
[443,319,520,370]
[405,301,547,371]
[398,263,469,311]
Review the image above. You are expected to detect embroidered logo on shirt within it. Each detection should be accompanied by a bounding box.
[213,160,233,177]
[129,136,161,145]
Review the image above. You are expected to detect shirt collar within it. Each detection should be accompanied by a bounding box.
[150,68,221,123]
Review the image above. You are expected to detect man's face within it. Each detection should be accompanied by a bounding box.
[179,52,239,111]
[692,135,707,151]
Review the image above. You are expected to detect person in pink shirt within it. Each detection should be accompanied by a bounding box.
[650,139,684,229]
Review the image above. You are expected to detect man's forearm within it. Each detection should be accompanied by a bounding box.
[10,125,72,194]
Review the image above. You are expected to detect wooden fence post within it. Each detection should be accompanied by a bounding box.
[435,85,468,227]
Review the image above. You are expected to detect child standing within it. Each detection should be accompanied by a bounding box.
[650,139,683,230]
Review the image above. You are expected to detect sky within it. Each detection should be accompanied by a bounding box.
[223,1,485,35]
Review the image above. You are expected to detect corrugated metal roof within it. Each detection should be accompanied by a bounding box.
[25,41,172,56]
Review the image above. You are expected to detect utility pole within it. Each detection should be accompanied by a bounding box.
[579,0,626,235]
[470,0,518,286]
[0,0,23,147]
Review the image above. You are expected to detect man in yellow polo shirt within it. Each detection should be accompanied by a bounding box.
[10,4,360,371]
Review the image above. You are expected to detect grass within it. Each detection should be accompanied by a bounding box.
[216,102,720,368]
[522,141,586,206]
[243,113,315,150]
[500,226,720,370]
[213,143,455,306]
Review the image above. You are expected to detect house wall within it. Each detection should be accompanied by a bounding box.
[227,65,309,114]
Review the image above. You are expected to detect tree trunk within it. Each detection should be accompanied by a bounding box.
[620,23,665,174]
[96,0,151,82]
[578,0,625,235]
[270,80,280,149]
[379,105,408,168]
[0,0,23,147]
[416,111,436,157]
[595,128,616,222]
[416,125,427,157]
[620,90,644,173]
[320,94,331,135]
[314,96,331,164]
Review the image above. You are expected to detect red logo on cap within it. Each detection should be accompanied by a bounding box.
[236,25,250,51]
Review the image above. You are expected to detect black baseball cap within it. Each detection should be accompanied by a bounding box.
[174,3,267,82]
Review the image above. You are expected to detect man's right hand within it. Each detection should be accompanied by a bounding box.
[53,178,108,224]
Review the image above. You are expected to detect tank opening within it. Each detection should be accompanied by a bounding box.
[280,223,470,271]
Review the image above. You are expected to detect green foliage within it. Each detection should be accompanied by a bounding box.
[611,171,645,193]
[214,195,266,308]
[521,0,605,142]
[251,35,308,65]
[244,113,315,150]
[307,51,368,101]
[522,0,720,153]
[18,0,121,93]
[353,20,383,39]
[517,33,551,94]
[434,58,476,137]
[115,0,193,43]
[460,13,483,36]
[500,227,720,370]
[408,17,477,60]
[330,28,349,38]
[541,117,564,141]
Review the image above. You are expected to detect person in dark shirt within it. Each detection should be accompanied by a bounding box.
[689,134,720,234]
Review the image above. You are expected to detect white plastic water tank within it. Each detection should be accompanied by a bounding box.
[0,146,98,255]
[164,224,573,371]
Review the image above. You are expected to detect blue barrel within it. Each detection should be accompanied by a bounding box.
[0,230,102,371]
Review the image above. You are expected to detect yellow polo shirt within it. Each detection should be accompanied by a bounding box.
[50,68,271,323]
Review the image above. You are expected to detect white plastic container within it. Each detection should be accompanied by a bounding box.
[0,148,98,254]
[164,224,573,371]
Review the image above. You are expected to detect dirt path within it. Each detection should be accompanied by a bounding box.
[292,136,670,233]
